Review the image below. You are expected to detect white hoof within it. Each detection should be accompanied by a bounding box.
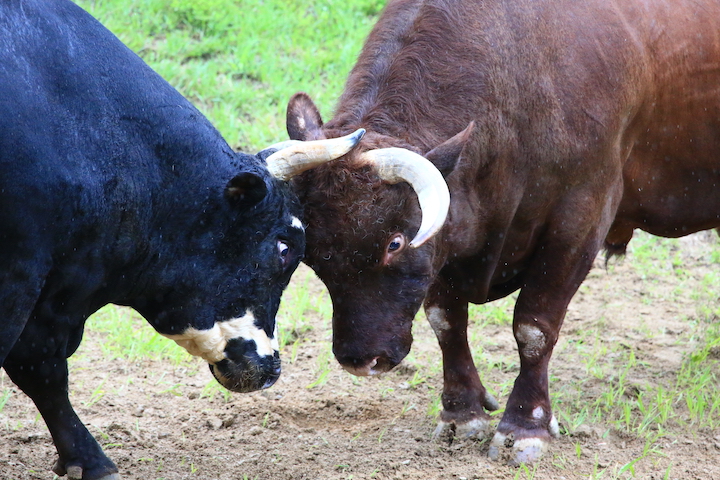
[432,416,491,440]
[487,431,508,461]
[455,417,491,438]
[432,419,452,440]
[549,415,560,438]
[487,431,549,465]
[67,466,83,480]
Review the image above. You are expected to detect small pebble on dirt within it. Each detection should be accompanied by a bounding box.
[206,417,223,429]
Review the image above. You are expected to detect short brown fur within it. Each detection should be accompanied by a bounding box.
[287,0,720,464]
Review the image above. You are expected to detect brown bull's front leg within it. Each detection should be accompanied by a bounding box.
[487,307,562,465]
[488,232,601,465]
[424,291,499,439]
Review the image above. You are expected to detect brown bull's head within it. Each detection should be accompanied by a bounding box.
[286,92,473,376]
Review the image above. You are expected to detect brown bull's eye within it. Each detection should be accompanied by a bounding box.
[382,233,407,266]
[387,234,406,253]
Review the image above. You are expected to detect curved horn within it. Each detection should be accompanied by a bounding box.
[359,148,450,248]
[265,128,365,181]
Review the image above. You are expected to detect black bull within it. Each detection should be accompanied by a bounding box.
[0,1,365,479]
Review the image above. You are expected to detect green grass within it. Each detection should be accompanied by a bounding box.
[276,265,331,353]
[79,305,192,364]
[0,388,11,413]
[77,0,380,151]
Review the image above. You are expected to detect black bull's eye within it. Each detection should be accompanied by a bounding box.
[278,240,290,265]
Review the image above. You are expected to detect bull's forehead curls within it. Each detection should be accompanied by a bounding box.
[161,312,278,363]
[357,147,450,248]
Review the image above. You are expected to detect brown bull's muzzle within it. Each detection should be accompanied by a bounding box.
[333,336,411,377]
[336,356,384,376]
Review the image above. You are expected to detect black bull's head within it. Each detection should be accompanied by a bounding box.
[154,129,366,392]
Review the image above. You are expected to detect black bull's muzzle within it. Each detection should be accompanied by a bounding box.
[210,350,281,392]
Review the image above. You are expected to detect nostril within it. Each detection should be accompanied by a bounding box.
[372,356,395,372]
[339,356,385,376]
[261,374,279,389]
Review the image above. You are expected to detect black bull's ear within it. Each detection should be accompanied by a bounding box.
[225,172,268,208]
[424,121,475,178]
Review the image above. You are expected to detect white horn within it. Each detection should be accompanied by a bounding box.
[359,148,450,248]
[265,129,365,181]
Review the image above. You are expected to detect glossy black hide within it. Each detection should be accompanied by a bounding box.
[0,1,304,479]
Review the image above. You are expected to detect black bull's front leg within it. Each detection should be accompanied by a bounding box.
[3,355,120,480]
[426,220,608,465]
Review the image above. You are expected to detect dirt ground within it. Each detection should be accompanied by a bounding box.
[2,232,719,480]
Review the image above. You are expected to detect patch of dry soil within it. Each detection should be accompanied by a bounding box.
[2,232,720,479]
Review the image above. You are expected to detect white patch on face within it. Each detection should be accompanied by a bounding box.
[532,406,544,420]
[515,323,546,360]
[270,323,279,352]
[161,312,277,364]
[291,216,304,230]
[426,306,451,336]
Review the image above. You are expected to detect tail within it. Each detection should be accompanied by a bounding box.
[603,240,627,268]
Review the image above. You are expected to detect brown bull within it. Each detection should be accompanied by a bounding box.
[283,0,720,464]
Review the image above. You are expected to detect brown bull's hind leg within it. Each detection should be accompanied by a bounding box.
[425,293,499,440]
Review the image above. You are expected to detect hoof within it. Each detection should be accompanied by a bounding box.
[67,466,83,480]
[488,431,548,465]
[432,419,452,440]
[53,460,121,480]
[432,416,491,440]
[549,415,560,438]
[487,415,557,466]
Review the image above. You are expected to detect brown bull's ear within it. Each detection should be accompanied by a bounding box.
[424,121,475,177]
[286,92,325,141]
